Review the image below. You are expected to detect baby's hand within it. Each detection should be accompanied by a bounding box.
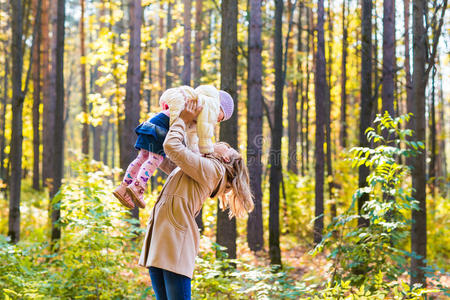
[180,99,203,125]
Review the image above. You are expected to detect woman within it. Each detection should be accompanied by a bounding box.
[139,99,254,300]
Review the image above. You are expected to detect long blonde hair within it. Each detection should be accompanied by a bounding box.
[207,142,254,219]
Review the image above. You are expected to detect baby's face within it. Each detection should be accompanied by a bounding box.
[217,109,224,122]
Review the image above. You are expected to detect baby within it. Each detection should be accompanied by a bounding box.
[113,85,234,209]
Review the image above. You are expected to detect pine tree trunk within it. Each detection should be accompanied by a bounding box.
[358,0,373,227]
[246,0,264,252]
[269,0,283,265]
[326,0,335,221]
[404,0,413,120]
[182,0,191,86]
[32,0,42,190]
[158,2,164,93]
[305,6,312,173]
[410,0,427,286]
[8,0,25,244]
[50,0,65,244]
[0,46,7,181]
[165,1,173,88]
[428,67,436,205]
[42,0,55,188]
[217,0,238,260]
[286,0,297,175]
[298,3,305,176]
[340,0,348,149]
[121,0,142,221]
[382,0,395,117]
[313,0,327,245]
[80,0,89,156]
[193,0,203,87]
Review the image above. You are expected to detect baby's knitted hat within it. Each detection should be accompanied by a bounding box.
[219,90,234,121]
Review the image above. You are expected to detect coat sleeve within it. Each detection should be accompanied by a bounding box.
[158,157,177,175]
[163,117,223,189]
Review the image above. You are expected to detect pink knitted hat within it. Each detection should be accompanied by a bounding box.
[219,90,234,121]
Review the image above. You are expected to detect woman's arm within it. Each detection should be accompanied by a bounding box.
[163,117,222,189]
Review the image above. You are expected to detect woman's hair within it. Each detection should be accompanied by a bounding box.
[207,142,254,219]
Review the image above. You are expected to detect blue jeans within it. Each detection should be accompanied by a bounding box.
[149,266,191,300]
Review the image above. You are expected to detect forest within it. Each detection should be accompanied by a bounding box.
[0,0,448,298]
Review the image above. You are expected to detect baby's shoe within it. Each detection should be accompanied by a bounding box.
[126,181,146,209]
[113,183,135,209]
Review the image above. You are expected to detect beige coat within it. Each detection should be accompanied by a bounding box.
[139,117,226,278]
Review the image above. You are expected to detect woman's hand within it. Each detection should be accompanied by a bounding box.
[179,99,203,125]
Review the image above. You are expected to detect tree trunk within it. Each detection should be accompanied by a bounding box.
[182,0,191,86]
[80,0,89,156]
[313,0,327,245]
[404,0,413,123]
[158,2,164,93]
[42,0,55,189]
[340,0,348,149]
[269,0,283,265]
[305,6,312,173]
[93,125,101,161]
[32,0,42,190]
[165,1,173,88]
[193,0,203,87]
[358,0,372,228]
[382,0,395,117]
[8,0,25,244]
[326,0,335,221]
[121,0,142,221]
[50,0,66,244]
[286,0,297,175]
[410,0,427,286]
[436,71,446,190]
[217,0,238,260]
[246,0,264,252]
[428,66,436,205]
[298,3,305,176]
[0,45,7,181]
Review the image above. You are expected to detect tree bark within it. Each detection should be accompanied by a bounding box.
[80,0,89,156]
[313,0,327,244]
[193,0,203,87]
[121,0,142,221]
[298,2,305,176]
[326,0,335,221]
[428,66,436,201]
[404,0,412,115]
[42,0,55,188]
[32,0,42,190]
[8,0,25,243]
[182,0,191,86]
[0,43,7,181]
[305,6,312,174]
[382,0,395,117]
[358,0,372,227]
[246,0,264,252]
[410,0,427,286]
[286,0,297,174]
[340,0,348,149]
[158,2,164,93]
[217,0,238,260]
[50,0,66,244]
[165,1,173,88]
[269,0,283,265]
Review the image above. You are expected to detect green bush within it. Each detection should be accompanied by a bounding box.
[0,159,149,299]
